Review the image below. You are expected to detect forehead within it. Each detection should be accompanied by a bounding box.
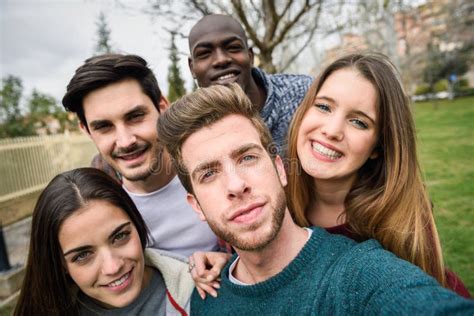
[59,200,130,249]
[82,79,155,121]
[318,68,378,115]
[189,17,246,51]
[181,114,262,170]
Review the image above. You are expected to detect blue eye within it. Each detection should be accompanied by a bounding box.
[241,155,257,162]
[350,119,368,129]
[314,103,330,112]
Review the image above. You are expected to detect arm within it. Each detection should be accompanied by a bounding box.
[342,243,474,315]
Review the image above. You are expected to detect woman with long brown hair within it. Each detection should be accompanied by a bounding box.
[286,53,469,297]
[14,168,194,315]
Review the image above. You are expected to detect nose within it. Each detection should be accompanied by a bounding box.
[226,167,250,199]
[212,48,231,67]
[101,250,123,276]
[115,126,136,149]
[321,116,344,141]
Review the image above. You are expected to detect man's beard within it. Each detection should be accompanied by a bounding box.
[205,188,287,252]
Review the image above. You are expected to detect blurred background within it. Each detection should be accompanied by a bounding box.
[0,0,472,311]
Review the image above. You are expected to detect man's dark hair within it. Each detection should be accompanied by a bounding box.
[62,54,161,130]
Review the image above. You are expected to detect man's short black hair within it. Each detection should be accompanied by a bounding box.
[62,54,161,129]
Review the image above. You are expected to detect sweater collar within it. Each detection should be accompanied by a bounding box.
[220,227,326,297]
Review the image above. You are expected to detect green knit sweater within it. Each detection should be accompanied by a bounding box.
[191,227,474,315]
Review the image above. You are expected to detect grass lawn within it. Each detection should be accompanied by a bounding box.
[413,96,474,294]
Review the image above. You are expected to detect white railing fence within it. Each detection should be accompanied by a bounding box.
[0,133,97,203]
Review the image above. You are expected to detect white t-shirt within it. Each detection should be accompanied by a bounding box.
[124,176,219,258]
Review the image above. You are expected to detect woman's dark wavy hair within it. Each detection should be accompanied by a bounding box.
[14,168,150,316]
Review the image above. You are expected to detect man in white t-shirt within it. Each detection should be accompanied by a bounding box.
[62,53,219,257]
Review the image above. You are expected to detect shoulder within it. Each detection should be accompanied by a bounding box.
[145,248,194,308]
[268,72,314,91]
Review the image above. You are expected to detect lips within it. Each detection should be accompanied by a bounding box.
[311,141,343,160]
[211,70,240,84]
[102,268,133,292]
[113,144,148,161]
[229,202,265,223]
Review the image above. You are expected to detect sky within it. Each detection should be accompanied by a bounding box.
[1,0,196,104]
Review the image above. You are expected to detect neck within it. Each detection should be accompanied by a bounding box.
[307,176,356,228]
[122,151,176,194]
[233,210,308,284]
[246,72,267,112]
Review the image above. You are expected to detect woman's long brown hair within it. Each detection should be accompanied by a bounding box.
[287,53,446,286]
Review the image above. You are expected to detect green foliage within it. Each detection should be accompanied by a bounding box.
[26,89,69,134]
[0,75,23,122]
[167,32,186,102]
[433,79,448,93]
[423,44,469,92]
[457,78,469,88]
[0,75,34,137]
[415,83,430,95]
[0,75,75,138]
[414,96,474,293]
[95,11,112,54]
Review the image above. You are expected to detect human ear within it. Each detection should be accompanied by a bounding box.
[187,193,206,221]
[274,155,287,187]
[188,57,196,79]
[159,96,170,112]
[79,122,91,136]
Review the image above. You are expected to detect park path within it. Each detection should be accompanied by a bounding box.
[2,217,30,268]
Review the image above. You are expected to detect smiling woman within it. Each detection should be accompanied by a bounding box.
[14,168,194,316]
[287,53,470,297]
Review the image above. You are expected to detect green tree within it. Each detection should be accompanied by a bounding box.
[146,0,332,73]
[167,31,186,102]
[95,11,113,54]
[28,89,60,118]
[0,75,33,137]
[27,90,72,135]
[423,43,469,93]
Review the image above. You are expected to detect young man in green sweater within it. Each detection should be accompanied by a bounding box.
[158,83,474,315]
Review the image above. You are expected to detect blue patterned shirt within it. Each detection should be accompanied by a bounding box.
[252,67,313,154]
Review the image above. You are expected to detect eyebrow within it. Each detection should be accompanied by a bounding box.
[88,105,147,129]
[190,143,263,181]
[315,95,337,104]
[193,36,244,54]
[352,110,376,125]
[63,222,131,257]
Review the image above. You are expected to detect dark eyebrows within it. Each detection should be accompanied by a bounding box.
[88,105,147,129]
[125,105,148,117]
[62,222,131,257]
[89,119,110,130]
[63,245,91,257]
[108,222,131,242]
[192,36,245,54]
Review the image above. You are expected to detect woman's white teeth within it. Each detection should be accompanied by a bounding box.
[218,73,235,80]
[108,272,130,287]
[312,142,342,159]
